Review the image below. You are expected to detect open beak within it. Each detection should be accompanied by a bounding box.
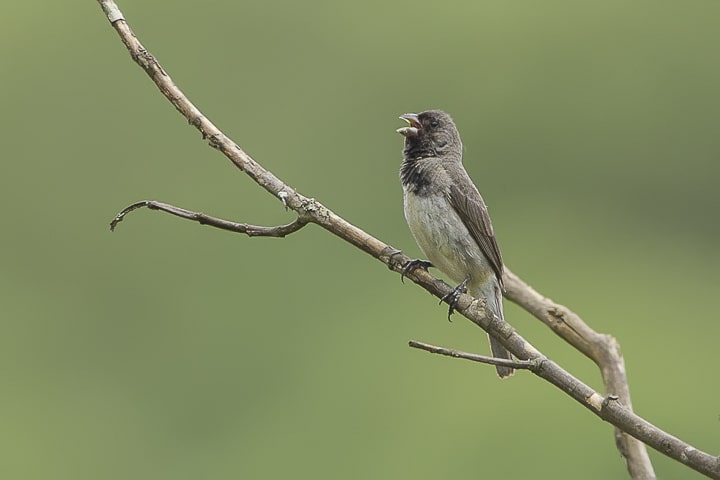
[396,113,421,137]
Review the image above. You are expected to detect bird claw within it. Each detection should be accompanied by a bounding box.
[400,259,432,283]
[440,276,470,321]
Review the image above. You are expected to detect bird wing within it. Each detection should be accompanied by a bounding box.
[447,173,504,286]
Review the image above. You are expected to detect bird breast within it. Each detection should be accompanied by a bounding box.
[403,189,494,289]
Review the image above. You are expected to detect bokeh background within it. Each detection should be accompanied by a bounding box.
[2,1,718,478]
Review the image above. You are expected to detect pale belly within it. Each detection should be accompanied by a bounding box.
[403,191,494,290]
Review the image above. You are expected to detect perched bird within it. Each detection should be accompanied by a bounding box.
[397,110,514,378]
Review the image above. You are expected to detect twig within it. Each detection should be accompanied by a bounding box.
[110,200,308,237]
[96,2,719,478]
[409,340,538,371]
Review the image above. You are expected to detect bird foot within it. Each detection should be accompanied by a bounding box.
[440,276,470,322]
[400,259,432,283]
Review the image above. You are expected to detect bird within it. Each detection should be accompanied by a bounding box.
[397,110,514,378]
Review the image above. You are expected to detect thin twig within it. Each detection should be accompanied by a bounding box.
[96,2,719,478]
[409,340,538,371]
[110,200,308,237]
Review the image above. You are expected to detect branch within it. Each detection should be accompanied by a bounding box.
[96,2,719,478]
[409,340,537,371]
[109,200,308,237]
[503,270,654,478]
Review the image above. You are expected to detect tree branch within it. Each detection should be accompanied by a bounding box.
[503,270,654,478]
[110,200,308,237]
[96,2,719,478]
[409,340,538,371]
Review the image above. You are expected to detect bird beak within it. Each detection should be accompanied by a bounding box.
[396,113,421,137]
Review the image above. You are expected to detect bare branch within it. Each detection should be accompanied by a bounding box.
[96,2,720,478]
[409,340,537,371]
[110,200,308,237]
[503,270,654,478]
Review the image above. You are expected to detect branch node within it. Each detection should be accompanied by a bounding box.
[189,115,204,131]
[586,392,605,412]
[680,447,697,462]
[300,197,319,213]
[207,133,223,150]
[100,0,125,23]
[277,191,289,210]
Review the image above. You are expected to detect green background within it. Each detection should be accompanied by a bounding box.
[2,1,718,478]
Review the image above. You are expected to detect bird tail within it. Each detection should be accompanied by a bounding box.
[488,334,515,378]
[475,279,515,378]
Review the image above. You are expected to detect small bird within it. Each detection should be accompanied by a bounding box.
[397,110,514,378]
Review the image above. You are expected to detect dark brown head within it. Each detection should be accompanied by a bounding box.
[397,110,462,162]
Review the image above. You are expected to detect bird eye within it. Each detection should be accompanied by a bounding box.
[430,120,439,128]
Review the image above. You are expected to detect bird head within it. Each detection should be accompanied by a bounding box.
[397,110,462,160]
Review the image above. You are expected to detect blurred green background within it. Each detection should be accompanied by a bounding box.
[1,1,718,478]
